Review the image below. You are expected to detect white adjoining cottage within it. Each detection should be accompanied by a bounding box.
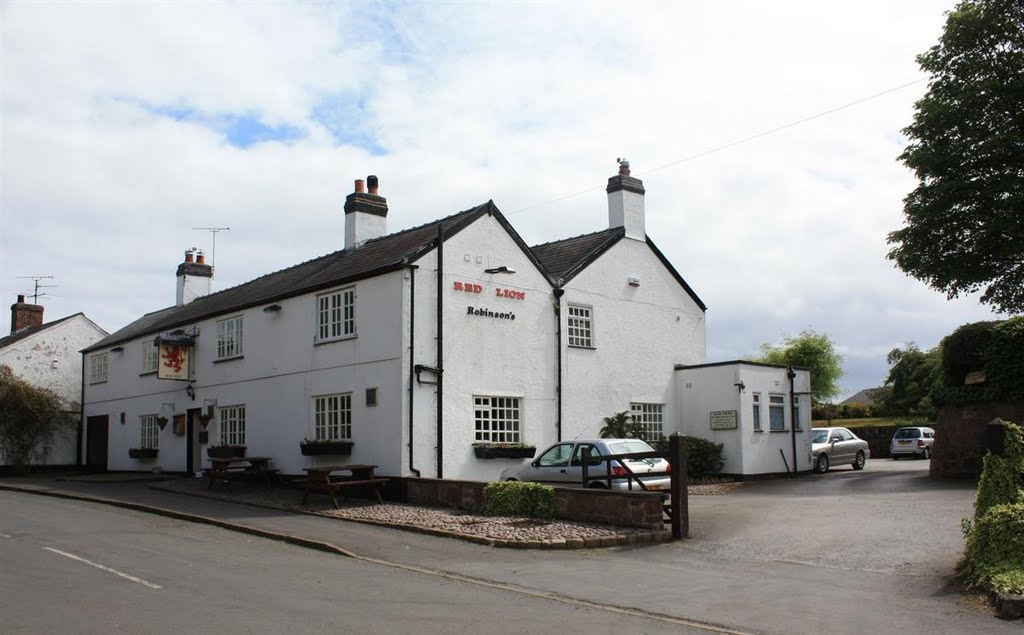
[81,163,812,479]
[1,296,108,468]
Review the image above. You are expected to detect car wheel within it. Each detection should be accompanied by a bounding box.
[922,448,931,460]
[853,451,866,470]
[891,454,900,460]
[814,453,829,474]
[587,481,608,489]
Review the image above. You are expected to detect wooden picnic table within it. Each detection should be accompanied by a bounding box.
[204,456,278,490]
[300,464,389,508]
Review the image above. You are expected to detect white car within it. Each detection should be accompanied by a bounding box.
[811,427,870,473]
[890,426,935,459]
[499,438,670,491]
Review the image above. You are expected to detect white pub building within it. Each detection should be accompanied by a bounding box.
[82,162,811,480]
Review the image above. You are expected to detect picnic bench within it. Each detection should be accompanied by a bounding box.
[204,456,279,490]
[300,464,389,508]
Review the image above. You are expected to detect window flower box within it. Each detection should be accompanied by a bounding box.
[300,439,353,456]
[473,443,536,460]
[128,447,159,459]
[207,445,246,458]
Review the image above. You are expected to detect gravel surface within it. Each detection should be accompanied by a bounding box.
[152,478,744,549]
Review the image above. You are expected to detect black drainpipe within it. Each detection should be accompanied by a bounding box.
[77,351,86,466]
[553,287,564,442]
[788,366,798,477]
[407,264,420,477]
[435,225,444,479]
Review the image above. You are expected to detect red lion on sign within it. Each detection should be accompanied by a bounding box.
[161,346,185,373]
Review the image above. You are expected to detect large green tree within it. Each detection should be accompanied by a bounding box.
[880,343,943,418]
[0,365,76,473]
[758,330,844,404]
[887,0,1024,314]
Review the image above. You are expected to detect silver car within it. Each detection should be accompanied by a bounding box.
[499,438,670,491]
[890,426,935,459]
[811,427,870,474]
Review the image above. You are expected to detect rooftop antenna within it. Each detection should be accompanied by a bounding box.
[16,275,56,303]
[192,227,230,270]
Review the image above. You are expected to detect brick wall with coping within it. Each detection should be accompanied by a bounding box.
[401,477,665,530]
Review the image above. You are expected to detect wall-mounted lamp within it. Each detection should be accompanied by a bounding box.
[262,304,282,313]
[734,381,746,393]
[484,265,516,274]
[414,364,441,385]
[111,346,125,353]
[185,383,196,400]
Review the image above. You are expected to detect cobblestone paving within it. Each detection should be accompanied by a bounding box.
[153,478,744,549]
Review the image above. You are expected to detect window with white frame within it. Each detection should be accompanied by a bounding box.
[142,341,158,373]
[219,405,246,445]
[216,316,243,359]
[474,395,521,443]
[89,353,108,384]
[567,304,593,348]
[752,393,762,432]
[317,288,355,342]
[630,402,664,440]
[140,414,159,449]
[769,394,786,431]
[314,393,352,441]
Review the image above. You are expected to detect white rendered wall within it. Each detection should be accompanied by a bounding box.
[560,238,706,442]
[409,213,558,482]
[345,212,388,249]
[607,190,646,241]
[1,315,106,465]
[676,363,813,476]
[85,270,406,475]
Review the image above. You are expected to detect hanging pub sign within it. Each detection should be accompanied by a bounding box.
[155,333,194,381]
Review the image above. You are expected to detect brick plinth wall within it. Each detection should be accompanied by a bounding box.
[402,477,664,530]
[931,401,1024,479]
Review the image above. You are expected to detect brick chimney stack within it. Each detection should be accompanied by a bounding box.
[10,294,44,334]
[176,248,213,306]
[344,175,388,249]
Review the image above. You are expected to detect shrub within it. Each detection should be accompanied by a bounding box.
[961,502,1024,593]
[941,320,999,387]
[483,481,555,518]
[842,403,873,419]
[973,421,1024,523]
[654,436,725,480]
[0,365,76,472]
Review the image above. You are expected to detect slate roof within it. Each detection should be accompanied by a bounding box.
[530,229,707,311]
[85,202,502,352]
[0,313,82,350]
[85,198,707,353]
[841,388,884,405]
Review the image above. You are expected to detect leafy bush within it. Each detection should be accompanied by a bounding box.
[655,436,725,480]
[842,403,873,419]
[933,317,1024,406]
[985,317,1024,401]
[483,481,555,518]
[961,502,1024,593]
[941,321,999,386]
[0,365,76,472]
[960,420,1024,594]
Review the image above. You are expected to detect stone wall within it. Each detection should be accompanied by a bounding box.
[931,401,1024,479]
[402,477,665,530]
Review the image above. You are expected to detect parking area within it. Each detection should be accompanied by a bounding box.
[685,458,976,577]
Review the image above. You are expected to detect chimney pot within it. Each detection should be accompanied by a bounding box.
[354,179,365,194]
[196,252,205,265]
[17,294,25,303]
[367,175,379,195]
[185,250,194,263]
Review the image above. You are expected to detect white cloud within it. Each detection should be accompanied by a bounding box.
[1,0,996,398]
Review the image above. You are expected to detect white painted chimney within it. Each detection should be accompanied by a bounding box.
[344,175,388,249]
[607,158,646,241]
[176,248,213,306]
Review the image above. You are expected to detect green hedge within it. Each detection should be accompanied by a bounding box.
[652,436,725,480]
[934,317,1024,406]
[960,421,1024,594]
[483,481,555,518]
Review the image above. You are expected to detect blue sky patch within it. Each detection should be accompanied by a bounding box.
[311,94,387,155]
[142,101,305,148]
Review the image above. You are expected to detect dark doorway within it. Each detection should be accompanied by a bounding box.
[85,415,108,472]
[186,408,202,475]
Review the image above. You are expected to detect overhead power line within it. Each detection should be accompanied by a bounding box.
[507,78,926,216]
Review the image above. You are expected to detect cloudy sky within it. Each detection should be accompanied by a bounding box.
[1,1,1003,399]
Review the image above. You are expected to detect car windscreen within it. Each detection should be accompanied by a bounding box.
[607,441,654,456]
[894,428,921,439]
[811,430,829,444]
